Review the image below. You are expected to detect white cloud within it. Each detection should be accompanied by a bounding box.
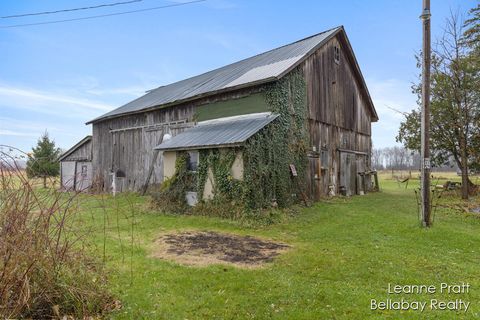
[0,82,116,151]
[366,78,418,148]
[0,85,114,112]
[0,129,37,137]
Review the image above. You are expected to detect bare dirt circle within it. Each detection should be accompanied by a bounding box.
[151,231,290,268]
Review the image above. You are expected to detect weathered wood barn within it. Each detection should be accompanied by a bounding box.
[86,26,378,201]
[59,136,93,191]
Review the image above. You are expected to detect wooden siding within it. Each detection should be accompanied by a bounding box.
[61,139,92,161]
[92,104,194,191]
[60,160,92,191]
[303,36,371,134]
[92,87,267,192]
[302,34,373,199]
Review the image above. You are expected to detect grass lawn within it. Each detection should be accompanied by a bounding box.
[75,175,480,319]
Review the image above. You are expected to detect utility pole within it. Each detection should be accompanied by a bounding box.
[420,0,431,227]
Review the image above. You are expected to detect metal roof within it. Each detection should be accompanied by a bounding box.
[87,27,341,124]
[155,113,278,151]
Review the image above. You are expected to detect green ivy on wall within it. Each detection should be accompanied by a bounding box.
[151,151,193,212]
[153,67,308,216]
[242,67,308,209]
[197,148,243,201]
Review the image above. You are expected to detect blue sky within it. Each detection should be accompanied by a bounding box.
[0,0,477,152]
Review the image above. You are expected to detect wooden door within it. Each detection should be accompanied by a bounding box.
[339,152,357,196]
[111,130,130,192]
[307,154,321,200]
[142,128,164,185]
[356,155,366,194]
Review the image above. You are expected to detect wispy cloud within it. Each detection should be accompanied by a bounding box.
[0,85,113,112]
[367,78,417,148]
[0,129,38,137]
[0,114,90,151]
[0,82,116,150]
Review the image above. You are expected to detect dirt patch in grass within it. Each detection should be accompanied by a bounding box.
[151,231,290,268]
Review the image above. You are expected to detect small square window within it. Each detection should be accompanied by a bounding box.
[187,151,199,172]
[81,165,88,177]
[334,46,340,64]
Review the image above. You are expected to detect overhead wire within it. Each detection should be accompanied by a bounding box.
[0,0,206,29]
[1,0,143,19]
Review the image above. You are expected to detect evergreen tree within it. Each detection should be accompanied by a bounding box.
[26,132,61,188]
[463,3,480,53]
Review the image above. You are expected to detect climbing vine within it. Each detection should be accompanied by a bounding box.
[153,67,308,217]
[197,148,244,201]
[242,67,308,209]
[151,151,194,212]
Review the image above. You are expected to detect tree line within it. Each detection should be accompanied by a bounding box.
[371,147,457,171]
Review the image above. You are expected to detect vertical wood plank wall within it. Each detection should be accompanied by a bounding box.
[92,105,194,191]
[91,88,263,192]
[302,34,373,199]
[61,140,93,161]
[60,139,93,190]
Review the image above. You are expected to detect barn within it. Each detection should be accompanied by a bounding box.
[59,135,93,191]
[86,26,378,204]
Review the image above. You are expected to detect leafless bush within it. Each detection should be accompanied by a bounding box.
[0,149,111,318]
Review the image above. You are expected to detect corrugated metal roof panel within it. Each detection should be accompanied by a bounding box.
[88,27,340,124]
[155,112,278,151]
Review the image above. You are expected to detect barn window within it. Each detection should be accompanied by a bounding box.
[342,135,349,147]
[320,148,329,169]
[187,150,199,172]
[334,45,340,64]
[81,165,88,177]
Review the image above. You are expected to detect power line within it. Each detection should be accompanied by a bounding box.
[0,0,206,29]
[1,0,143,19]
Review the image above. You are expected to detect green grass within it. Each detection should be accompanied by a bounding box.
[75,177,480,319]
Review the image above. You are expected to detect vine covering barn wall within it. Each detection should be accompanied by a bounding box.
[242,68,308,209]
[152,68,309,214]
[193,68,308,210]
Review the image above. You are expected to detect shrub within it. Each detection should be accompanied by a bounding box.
[0,151,111,318]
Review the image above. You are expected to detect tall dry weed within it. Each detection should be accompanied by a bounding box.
[0,148,111,318]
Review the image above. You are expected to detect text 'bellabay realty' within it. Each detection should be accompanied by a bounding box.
[371,283,471,312]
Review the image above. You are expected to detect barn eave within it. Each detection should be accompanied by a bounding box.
[58,136,92,162]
